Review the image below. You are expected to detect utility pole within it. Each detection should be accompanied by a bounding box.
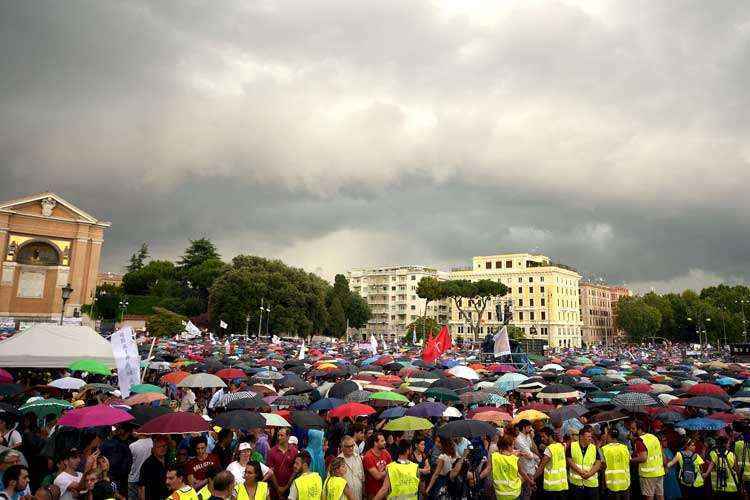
[265,302,271,338]
[257,297,264,338]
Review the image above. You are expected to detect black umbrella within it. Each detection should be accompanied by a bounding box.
[684,396,731,411]
[213,410,265,430]
[430,378,471,392]
[549,403,588,422]
[0,384,24,397]
[226,395,269,411]
[654,411,685,424]
[438,420,498,439]
[328,381,360,399]
[611,392,660,411]
[291,411,326,429]
[128,405,171,426]
[283,381,315,395]
[382,363,403,373]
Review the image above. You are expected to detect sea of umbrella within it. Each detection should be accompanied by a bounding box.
[2,343,750,439]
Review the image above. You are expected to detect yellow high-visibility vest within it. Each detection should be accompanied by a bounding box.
[169,486,199,500]
[491,452,522,499]
[322,476,347,500]
[638,434,665,478]
[735,441,750,481]
[543,442,568,491]
[709,450,737,493]
[235,481,269,500]
[386,461,419,500]
[569,441,598,488]
[294,472,323,500]
[601,442,631,492]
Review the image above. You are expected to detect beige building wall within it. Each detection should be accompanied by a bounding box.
[448,253,583,348]
[0,193,110,321]
[579,281,613,346]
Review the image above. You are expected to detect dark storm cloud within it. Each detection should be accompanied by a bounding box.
[2,1,750,291]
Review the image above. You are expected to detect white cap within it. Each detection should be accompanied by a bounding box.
[289,436,299,445]
[238,442,252,451]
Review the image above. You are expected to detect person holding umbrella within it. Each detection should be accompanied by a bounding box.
[665,438,706,499]
[336,437,363,500]
[706,436,739,498]
[288,450,322,500]
[534,427,568,499]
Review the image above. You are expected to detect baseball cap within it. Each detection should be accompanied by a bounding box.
[238,442,252,451]
[288,436,299,445]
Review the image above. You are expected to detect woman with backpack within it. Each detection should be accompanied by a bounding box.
[666,438,708,499]
[705,437,739,499]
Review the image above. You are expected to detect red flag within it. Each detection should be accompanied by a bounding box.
[422,336,440,364]
[435,325,452,353]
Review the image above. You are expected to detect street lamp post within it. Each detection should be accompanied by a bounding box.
[118,299,129,323]
[257,298,265,338]
[737,299,748,343]
[59,283,73,325]
[265,303,271,338]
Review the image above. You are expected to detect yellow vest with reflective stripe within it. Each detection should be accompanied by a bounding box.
[294,472,323,500]
[569,441,598,488]
[676,452,703,487]
[170,486,199,500]
[638,434,665,478]
[197,486,211,500]
[601,442,631,492]
[735,441,750,481]
[709,450,737,493]
[491,452,522,499]
[543,442,568,491]
[235,481,269,500]
[322,476,347,500]
[386,461,419,499]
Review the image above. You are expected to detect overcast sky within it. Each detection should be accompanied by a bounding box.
[2,1,749,293]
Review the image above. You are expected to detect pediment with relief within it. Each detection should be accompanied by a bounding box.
[0,192,106,225]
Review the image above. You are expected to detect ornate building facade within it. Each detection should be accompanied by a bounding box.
[0,192,110,322]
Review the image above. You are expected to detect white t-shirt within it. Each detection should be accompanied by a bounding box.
[437,454,458,475]
[128,438,153,483]
[226,461,270,485]
[54,471,82,500]
[3,430,21,449]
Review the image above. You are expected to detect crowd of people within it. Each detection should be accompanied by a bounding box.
[0,335,747,500]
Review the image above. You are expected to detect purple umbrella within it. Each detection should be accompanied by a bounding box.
[405,402,447,418]
[58,404,134,429]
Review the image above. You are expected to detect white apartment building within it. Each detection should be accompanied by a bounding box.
[347,265,450,340]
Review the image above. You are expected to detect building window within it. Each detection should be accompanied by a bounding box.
[486,262,492,269]
[518,312,524,321]
[410,305,415,310]
[391,286,396,291]
[540,286,545,293]
[518,299,523,307]
[506,260,512,268]
[530,298,534,307]
[528,277,533,283]
[391,315,395,320]
[540,277,544,282]
[411,275,416,280]
[530,311,535,320]
[518,287,522,294]
[541,311,546,320]
[488,312,492,320]
[518,277,523,283]
[529,287,534,294]
[495,261,502,268]
[541,298,546,306]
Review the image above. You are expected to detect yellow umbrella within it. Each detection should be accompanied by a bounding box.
[512,409,549,424]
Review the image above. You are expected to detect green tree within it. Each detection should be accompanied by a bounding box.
[178,238,220,272]
[90,284,122,320]
[508,325,526,341]
[327,296,347,338]
[407,316,440,343]
[347,294,371,329]
[442,279,509,342]
[121,260,176,295]
[146,307,187,337]
[185,258,228,301]
[618,297,662,342]
[126,243,149,273]
[416,276,446,324]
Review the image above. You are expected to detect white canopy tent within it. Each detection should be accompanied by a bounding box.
[0,324,115,368]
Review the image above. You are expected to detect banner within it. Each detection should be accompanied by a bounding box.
[110,326,141,398]
[298,340,306,360]
[219,320,228,329]
[369,335,378,355]
[493,326,511,356]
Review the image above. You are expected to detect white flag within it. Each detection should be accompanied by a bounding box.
[493,326,511,356]
[209,332,215,342]
[381,334,387,353]
[369,335,378,355]
[298,340,306,360]
[224,339,230,352]
[219,320,228,329]
[184,321,202,339]
[272,335,281,345]
[110,326,140,398]
[412,328,417,345]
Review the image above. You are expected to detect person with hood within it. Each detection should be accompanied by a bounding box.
[306,430,326,480]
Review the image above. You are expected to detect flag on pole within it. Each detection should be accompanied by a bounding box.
[422,335,440,363]
[435,325,452,353]
[219,320,228,329]
[298,340,306,360]
[494,326,511,356]
[272,335,281,345]
[369,335,378,355]
[412,327,417,345]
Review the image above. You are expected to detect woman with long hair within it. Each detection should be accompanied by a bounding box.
[322,457,354,500]
[411,438,431,498]
[425,436,463,500]
[234,461,269,500]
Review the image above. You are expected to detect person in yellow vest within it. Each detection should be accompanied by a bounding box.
[533,427,568,500]
[665,438,707,500]
[706,436,739,498]
[373,439,419,500]
[480,434,534,500]
[165,467,199,500]
[323,457,355,500]
[289,450,323,500]
[733,425,750,499]
[627,419,665,500]
[196,466,219,500]
[600,427,632,500]
[566,425,601,500]
[204,471,235,500]
[235,461,269,500]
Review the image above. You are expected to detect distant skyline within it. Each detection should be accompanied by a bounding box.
[2,1,749,295]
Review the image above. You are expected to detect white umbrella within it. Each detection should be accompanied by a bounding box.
[658,394,679,405]
[48,377,86,390]
[148,362,172,371]
[442,407,462,418]
[447,366,480,380]
[177,373,226,389]
[261,412,291,427]
[541,363,564,372]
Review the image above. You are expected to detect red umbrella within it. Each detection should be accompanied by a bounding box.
[709,412,744,423]
[215,368,247,380]
[0,369,13,384]
[519,402,555,412]
[328,402,376,419]
[487,364,517,373]
[58,404,134,429]
[160,371,189,384]
[626,384,652,394]
[137,412,210,435]
[374,356,394,366]
[687,383,728,398]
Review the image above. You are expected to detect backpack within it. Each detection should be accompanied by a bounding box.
[679,452,696,485]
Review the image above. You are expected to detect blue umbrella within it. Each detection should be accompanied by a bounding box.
[406,402,447,418]
[441,359,460,368]
[380,407,407,419]
[585,367,605,376]
[716,377,741,387]
[362,356,380,365]
[308,398,345,412]
[676,417,726,431]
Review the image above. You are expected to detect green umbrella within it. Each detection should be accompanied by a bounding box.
[369,391,409,404]
[425,387,460,402]
[19,398,73,417]
[383,416,434,431]
[69,359,111,375]
[130,384,165,394]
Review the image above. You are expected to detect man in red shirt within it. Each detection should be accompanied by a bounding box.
[267,428,298,499]
[186,437,221,491]
[362,433,392,500]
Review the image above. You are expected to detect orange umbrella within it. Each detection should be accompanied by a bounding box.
[469,363,485,370]
[566,369,583,376]
[160,371,189,384]
[124,392,167,406]
[472,411,512,424]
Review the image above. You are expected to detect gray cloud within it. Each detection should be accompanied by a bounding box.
[1,1,750,291]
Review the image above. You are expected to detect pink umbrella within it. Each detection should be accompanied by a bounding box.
[137,412,210,435]
[58,404,134,429]
[0,369,13,384]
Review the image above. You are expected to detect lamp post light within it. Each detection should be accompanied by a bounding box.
[257,298,265,338]
[118,299,129,322]
[59,283,73,325]
[265,303,271,338]
[736,299,748,343]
